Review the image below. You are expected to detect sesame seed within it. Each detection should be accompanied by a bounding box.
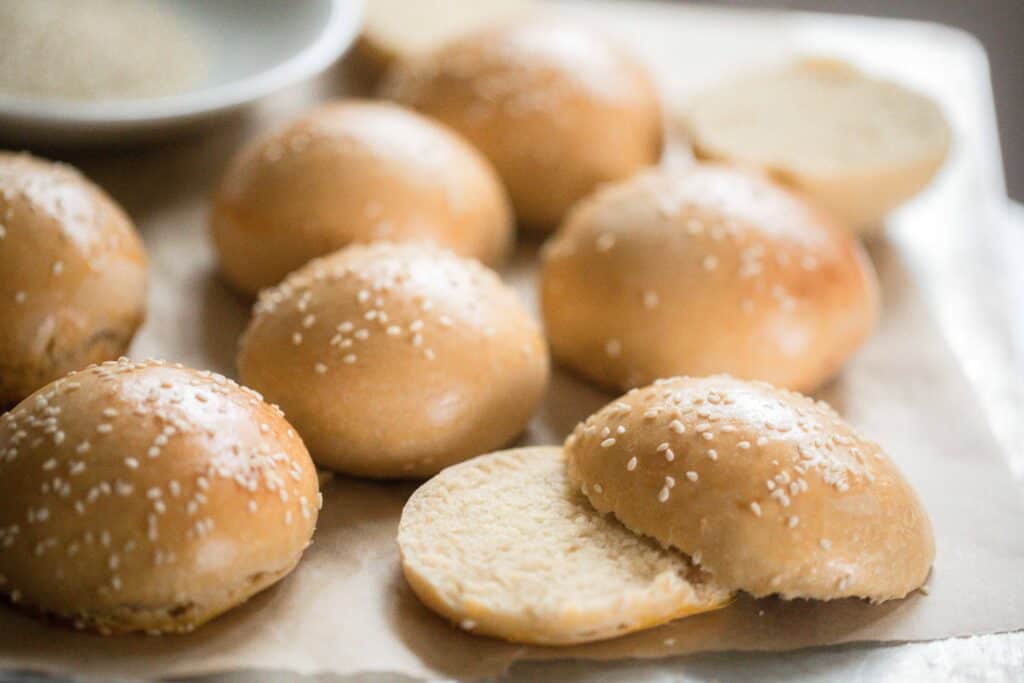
[658,486,670,503]
[750,502,763,517]
[96,423,112,434]
[820,538,832,550]
[670,420,685,434]
[314,363,327,375]
[343,354,357,364]
[600,438,616,448]
[593,483,603,493]
[292,332,303,346]
[664,448,675,462]
[686,471,698,482]
[738,441,750,449]
[461,619,476,630]
[596,233,616,252]
[706,449,718,460]
[626,456,637,471]
[14,291,26,304]
[703,254,719,271]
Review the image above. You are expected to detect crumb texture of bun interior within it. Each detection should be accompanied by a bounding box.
[211,100,513,295]
[541,165,879,393]
[0,358,320,635]
[382,17,663,231]
[237,242,549,478]
[0,152,148,408]
[398,446,731,645]
[683,57,951,231]
[565,375,935,602]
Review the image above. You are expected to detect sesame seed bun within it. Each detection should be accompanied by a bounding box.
[210,100,513,296]
[680,57,951,233]
[398,446,731,645]
[237,242,549,478]
[381,18,662,232]
[540,165,879,393]
[565,376,935,602]
[0,359,320,635]
[0,152,148,408]
[349,0,533,89]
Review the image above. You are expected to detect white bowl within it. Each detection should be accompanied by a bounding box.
[0,0,364,146]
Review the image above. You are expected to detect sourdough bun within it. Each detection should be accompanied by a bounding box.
[351,0,533,88]
[566,376,935,602]
[382,18,662,231]
[541,165,879,393]
[0,359,319,634]
[399,446,731,644]
[237,242,548,478]
[681,57,951,232]
[0,152,147,408]
[210,100,513,295]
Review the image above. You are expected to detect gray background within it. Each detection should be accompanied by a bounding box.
[695,0,1024,202]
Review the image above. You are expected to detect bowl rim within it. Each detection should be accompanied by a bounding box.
[0,0,364,126]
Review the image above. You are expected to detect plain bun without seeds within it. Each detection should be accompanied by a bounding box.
[210,100,514,295]
[0,152,148,408]
[237,242,549,479]
[541,165,879,393]
[565,375,935,603]
[0,359,320,635]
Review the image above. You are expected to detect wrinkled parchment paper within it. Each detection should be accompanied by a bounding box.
[1,2,1022,680]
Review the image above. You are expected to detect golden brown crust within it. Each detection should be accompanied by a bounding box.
[0,152,148,407]
[0,359,320,634]
[237,242,549,478]
[540,165,879,393]
[566,376,935,602]
[210,100,514,295]
[382,17,663,231]
[348,0,535,91]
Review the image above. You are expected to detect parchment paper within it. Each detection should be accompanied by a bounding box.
[1,3,1022,681]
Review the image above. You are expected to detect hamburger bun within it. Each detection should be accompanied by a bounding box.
[210,100,513,295]
[540,165,879,393]
[350,0,533,88]
[565,376,935,602]
[382,18,663,231]
[398,446,731,644]
[237,242,549,478]
[0,359,320,634]
[680,57,951,232]
[0,152,147,408]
